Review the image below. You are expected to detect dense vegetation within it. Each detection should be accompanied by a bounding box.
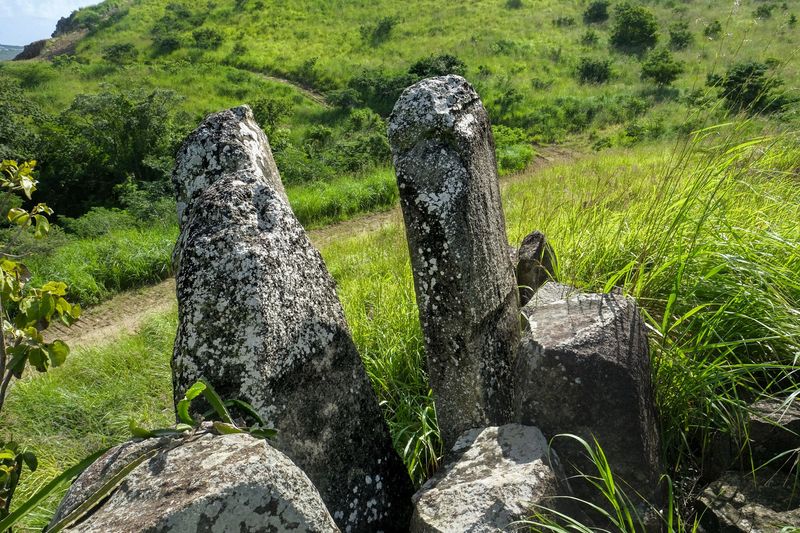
[0,0,798,529]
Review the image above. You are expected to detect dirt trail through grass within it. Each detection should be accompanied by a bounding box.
[46,148,577,349]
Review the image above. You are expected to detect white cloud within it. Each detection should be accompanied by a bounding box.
[0,1,98,44]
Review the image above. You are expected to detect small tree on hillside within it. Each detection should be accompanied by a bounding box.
[641,48,684,86]
[668,21,693,50]
[610,3,659,52]
[583,0,610,24]
[707,61,787,113]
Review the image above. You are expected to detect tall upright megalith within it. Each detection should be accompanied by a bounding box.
[388,76,520,449]
[172,106,413,532]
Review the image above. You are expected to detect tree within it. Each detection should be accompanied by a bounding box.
[708,61,786,113]
[0,160,80,524]
[583,0,610,24]
[668,21,693,50]
[640,48,684,86]
[36,90,183,216]
[610,3,659,52]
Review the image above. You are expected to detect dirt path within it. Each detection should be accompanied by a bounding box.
[47,147,578,349]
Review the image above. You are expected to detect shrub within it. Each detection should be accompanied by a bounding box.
[505,0,523,8]
[704,20,722,39]
[192,28,223,49]
[360,16,397,46]
[408,54,466,78]
[754,4,775,19]
[707,61,786,112]
[640,48,684,86]
[348,69,416,116]
[152,34,181,55]
[580,30,600,47]
[790,13,797,27]
[668,21,693,50]
[576,57,612,84]
[101,43,137,64]
[610,3,659,52]
[251,96,294,135]
[553,16,576,28]
[583,0,610,24]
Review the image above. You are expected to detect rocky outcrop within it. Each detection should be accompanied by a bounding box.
[515,230,556,306]
[388,75,520,449]
[514,291,662,509]
[13,40,47,60]
[411,424,564,532]
[50,432,339,532]
[698,468,800,532]
[172,106,413,531]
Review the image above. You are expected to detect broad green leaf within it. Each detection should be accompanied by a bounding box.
[7,207,29,226]
[212,422,244,435]
[47,340,70,368]
[21,452,37,472]
[41,281,68,296]
[33,214,50,238]
[200,379,234,424]
[248,428,278,440]
[129,420,155,439]
[27,347,47,373]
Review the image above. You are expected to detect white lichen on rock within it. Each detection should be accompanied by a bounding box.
[172,106,413,531]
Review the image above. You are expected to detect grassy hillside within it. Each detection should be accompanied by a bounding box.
[0,1,797,217]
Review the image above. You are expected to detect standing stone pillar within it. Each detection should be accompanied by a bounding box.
[172,106,413,532]
[388,76,520,449]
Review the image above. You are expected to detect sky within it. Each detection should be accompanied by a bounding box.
[0,1,99,45]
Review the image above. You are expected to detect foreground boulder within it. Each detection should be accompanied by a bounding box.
[172,106,413,531]
[515,230,556,307]
[388,75,520,449]
[50,432,339,532]
[514,290,662,509]
[698,468,800,532]
[411,424,564,532]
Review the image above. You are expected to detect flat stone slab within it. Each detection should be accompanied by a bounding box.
[51,432,339,532]
[410,424,564,532]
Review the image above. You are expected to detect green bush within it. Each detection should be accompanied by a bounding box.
[576,57,613,84]
[192,28,223,50]
[583,0,610,24]
[101,43,137,64]
[640,48,684,86]
[580,29,600,47]
[59,207,137,238]
[610,3,659,52]
[707,61,787,112]
[505,0,523,9]
[408,54,466,78]
[704,20,722,39]
[553,16,576,28]
[668,21,693,50]
[360,17,397,46]
[754,4,775,19]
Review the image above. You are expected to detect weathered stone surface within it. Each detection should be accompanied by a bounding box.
[748,398,800,470]
[13,39,47,60]
[388,75,520,449]
[516,230,556,307]
[526,281,577,309]
[514,292,662,508]
[698,469,800,532]
[51,432,339,532]
[172,106,413,531]
[410,424,564,533]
